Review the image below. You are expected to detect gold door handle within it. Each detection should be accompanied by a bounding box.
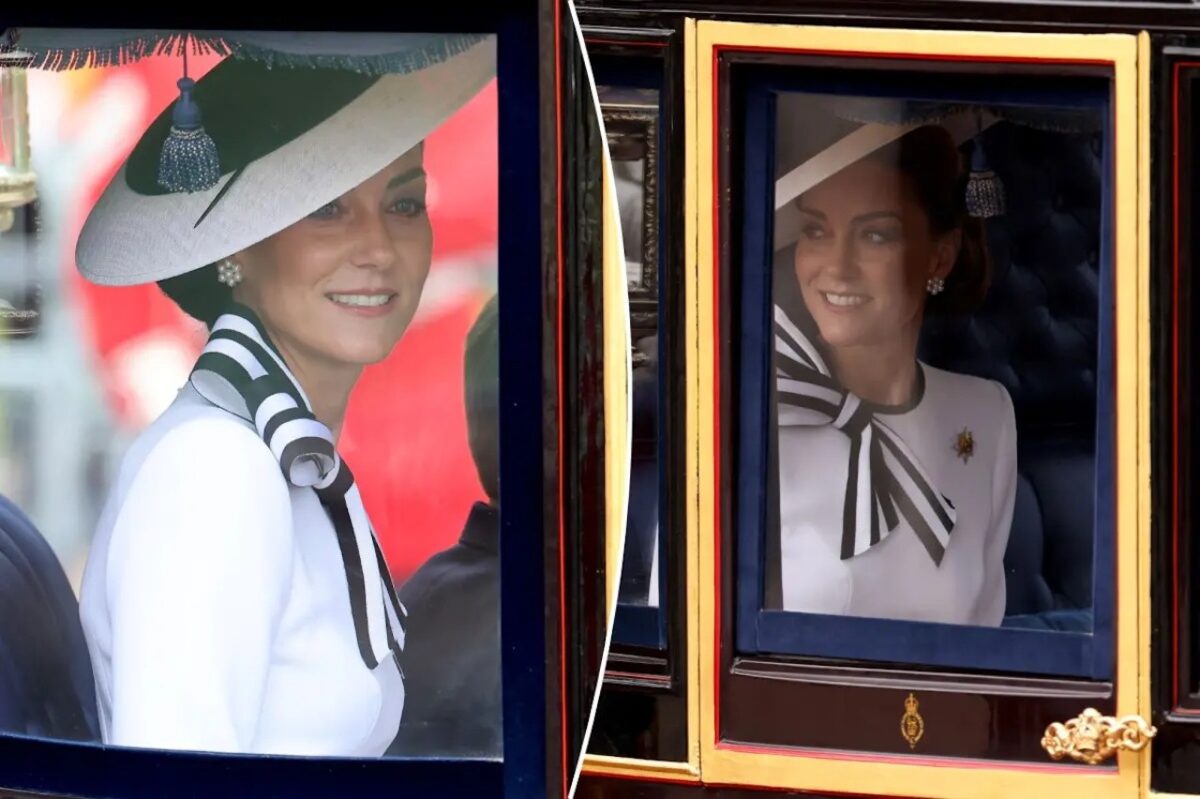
[1041,708,1157,765]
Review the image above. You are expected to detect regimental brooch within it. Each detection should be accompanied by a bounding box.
[953,427,975,464]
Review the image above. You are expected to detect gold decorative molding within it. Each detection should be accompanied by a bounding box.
[1041,708,1156,765]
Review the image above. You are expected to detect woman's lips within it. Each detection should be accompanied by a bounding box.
[820,290,869,309]
[326,291,397,317]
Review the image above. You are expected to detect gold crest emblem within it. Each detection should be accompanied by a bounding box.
[901,692,925,749]
[953,428,975,463]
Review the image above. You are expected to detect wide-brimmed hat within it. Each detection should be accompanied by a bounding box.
[772,95,1001,253]
[74,33,495,286]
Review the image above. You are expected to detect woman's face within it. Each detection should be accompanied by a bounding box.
[232,143,433,369]
[791,158,957,351]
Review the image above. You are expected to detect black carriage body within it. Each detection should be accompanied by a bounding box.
[576,2,1200,798]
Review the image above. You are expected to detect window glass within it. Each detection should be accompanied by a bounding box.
[0,32,505,760]
[600,82,669,646]
[736,77,1113,678]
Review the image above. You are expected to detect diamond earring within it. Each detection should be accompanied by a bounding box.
[926,276,945,296]
[217,259,243,288]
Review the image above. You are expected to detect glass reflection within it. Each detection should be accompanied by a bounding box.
[599,84,665,631]
[765,93,1103,634]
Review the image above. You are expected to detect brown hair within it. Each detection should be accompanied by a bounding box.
[158,264,230,329]
[866,124,992,315]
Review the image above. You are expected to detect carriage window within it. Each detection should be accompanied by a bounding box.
[600,82,668,649]
[695,31,1148,775]
[737,83,1114,679]
[586,46,693,769]
[0,32,508,764]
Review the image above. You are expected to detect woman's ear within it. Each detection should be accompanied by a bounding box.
[931,228,962,280]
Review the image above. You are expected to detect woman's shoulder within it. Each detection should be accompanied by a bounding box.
[97,384,296,569]
[86,385,298,641]
[920,362,1015,422]
[113,384,286,500]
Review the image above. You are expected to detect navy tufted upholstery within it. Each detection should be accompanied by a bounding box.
[919,121,1103,630]
[920,122,1102,431]
[0,493,100,741]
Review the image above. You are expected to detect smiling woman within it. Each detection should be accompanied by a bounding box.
[216,150,433,429]
[772,120,1015,627]
[69,36,498,757]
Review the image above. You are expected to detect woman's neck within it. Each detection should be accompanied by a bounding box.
[271,335,361,442]
[828,325,921,407]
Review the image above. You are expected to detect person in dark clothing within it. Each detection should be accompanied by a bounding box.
[388,293,501,758]
[0,493,99,743]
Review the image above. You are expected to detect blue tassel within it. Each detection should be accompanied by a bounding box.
[965,142,1005,218]
[157,67,221,193]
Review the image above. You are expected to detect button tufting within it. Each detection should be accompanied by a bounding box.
[918,122,1101,432]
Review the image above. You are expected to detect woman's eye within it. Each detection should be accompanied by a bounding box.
[308,200,341,220]
[390,197,427,217]
[861,228,899,245]
[802,223,827,241]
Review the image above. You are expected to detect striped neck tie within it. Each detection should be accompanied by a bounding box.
[773,304,957,565]
[188,303,405,671]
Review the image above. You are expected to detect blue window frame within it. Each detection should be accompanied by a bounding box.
[734,67,1116,680]
[0,8,554,799]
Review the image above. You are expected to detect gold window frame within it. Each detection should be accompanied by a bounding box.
[585,89,705,786]
[687,20,1151,799]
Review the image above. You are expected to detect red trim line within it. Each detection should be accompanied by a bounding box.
[555,0,569,793]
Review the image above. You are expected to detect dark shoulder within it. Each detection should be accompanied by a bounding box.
[398,542,498,617]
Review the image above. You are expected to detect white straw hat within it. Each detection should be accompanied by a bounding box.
[772,99,998,252]
[75,33,495,286]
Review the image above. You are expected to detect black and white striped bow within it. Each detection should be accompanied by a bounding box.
[773,304,956,565]
[188,303,405,671]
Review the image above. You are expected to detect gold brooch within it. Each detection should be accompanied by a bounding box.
[901,693,925,749]
[953,428,974,463]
